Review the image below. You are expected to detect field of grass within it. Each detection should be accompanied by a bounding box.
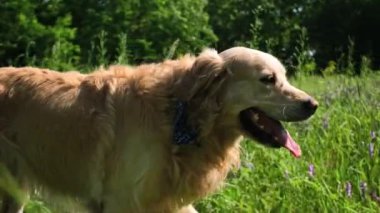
[196,74,380,212]
[8,73,380,212]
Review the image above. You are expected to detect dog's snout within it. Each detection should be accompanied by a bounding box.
[303,97,318,112]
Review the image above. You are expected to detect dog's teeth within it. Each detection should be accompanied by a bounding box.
[274,137,279,141]
[253,113,259,122]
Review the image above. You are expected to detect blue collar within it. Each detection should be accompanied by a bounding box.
[173,100,198,145]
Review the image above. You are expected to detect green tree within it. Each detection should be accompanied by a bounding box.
[303,0,380,72]
[0,0,78,69]
[63,0,216,65]
[207,0,314,74]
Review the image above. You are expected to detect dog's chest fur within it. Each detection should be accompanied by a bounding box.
[102,77,242,210]
[105,123,241,211]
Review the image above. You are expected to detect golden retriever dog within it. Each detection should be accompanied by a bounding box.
[0,47,318,213]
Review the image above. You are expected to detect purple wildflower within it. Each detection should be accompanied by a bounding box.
[370,131,376,141]
[322,116,329,129]
[369,142,375,158]
[284,170,290,179]
[371,131,376,138]
[360,182,367,199]
[371,191,380,204]
[345,182,352,198]
[244,162,254,170]
[308,164,315,177]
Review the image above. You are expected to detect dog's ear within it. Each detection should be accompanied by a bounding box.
[180,49,227,101]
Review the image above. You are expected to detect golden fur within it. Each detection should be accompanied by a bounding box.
[0,47,316,212]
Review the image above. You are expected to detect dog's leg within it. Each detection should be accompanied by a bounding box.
[0,159,28,213]
[87,199,104,213]
[177,205,198,213]
[0,174,27,213]
[0,195,24,213]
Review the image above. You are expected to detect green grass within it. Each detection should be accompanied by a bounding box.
[196,73,380,212]
[6,73,380,212]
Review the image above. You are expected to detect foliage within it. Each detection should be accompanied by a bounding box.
[207,0,311,67]
[304,0,380,70]
[321,61,337,77]
[61,0,216,65]
[360,56,372,76]
[293,27,316,77]
[0,0,78,69]
[1,0,379,74]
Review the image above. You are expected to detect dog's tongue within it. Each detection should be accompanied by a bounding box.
[242,107,302,158]
[282,130,301,158]
[257,111,302,158]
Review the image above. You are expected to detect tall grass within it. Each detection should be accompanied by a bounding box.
[196,74,380,212]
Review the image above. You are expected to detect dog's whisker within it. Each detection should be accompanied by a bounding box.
[282,105,288,121]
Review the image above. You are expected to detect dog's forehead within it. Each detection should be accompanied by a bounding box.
[220,47,287,76]
[260,52,287,75]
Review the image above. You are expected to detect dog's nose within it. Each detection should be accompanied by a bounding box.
[303,97,318,112]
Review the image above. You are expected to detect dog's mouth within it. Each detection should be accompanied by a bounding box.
[239,107,301,158]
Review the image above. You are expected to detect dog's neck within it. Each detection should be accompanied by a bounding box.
[172,92,236,148]
[172,100,198,145]
[169,101,242,204]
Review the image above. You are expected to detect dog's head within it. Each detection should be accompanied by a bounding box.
[189,47,318,157]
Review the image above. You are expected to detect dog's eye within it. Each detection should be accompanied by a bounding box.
[260,75,276,84]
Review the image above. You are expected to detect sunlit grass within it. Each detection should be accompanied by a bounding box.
[197,74,380,212]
